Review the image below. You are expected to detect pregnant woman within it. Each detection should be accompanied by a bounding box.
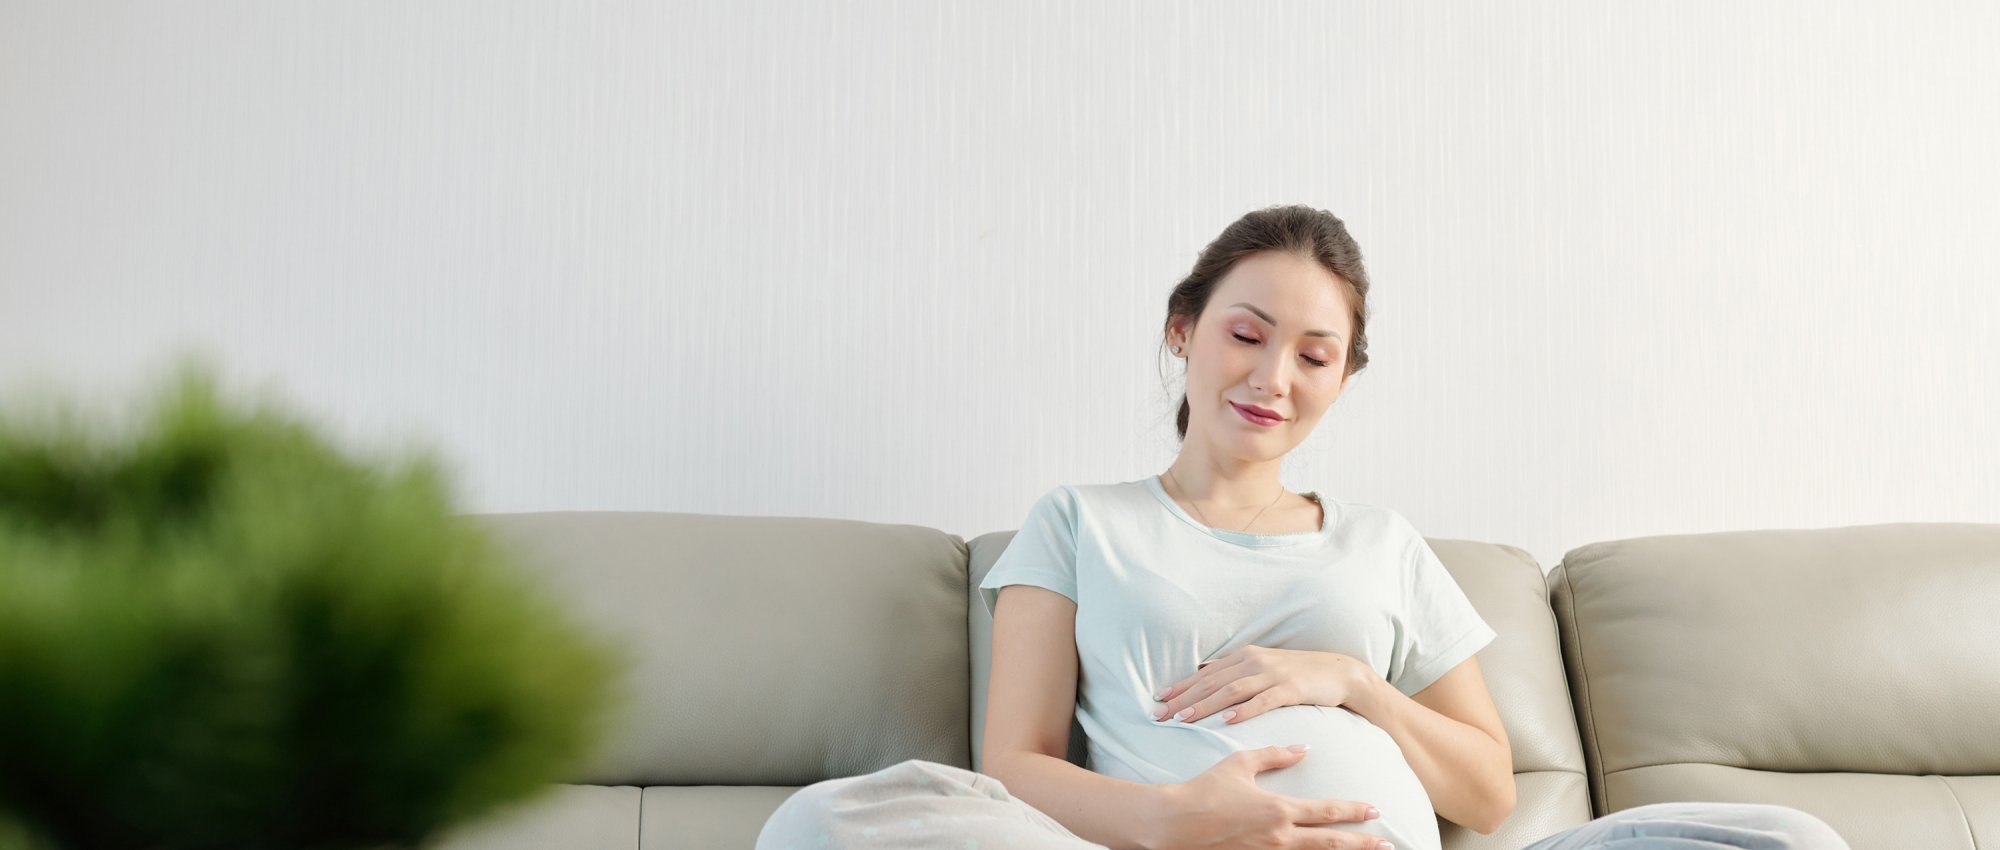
[756,205,1849,850]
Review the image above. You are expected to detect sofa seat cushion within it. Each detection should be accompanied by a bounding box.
[425,784,639,850]
[640,785,800,850]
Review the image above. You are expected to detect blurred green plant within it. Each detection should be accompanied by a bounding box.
[0,361,624,850]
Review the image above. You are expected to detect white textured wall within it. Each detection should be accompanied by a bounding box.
[3,1,1995,571]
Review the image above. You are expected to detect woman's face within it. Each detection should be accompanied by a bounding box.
[1172,251,1356,460]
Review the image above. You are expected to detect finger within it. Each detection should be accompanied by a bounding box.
[1156,669,1224,719]
[1156,669,1205,703]
[1156,684,1206,721]
[1157,660,1221,704]
[1199,654,1243,671]
[1235,744,1310,773]
[1160,654,1242,706]
[1291,827,1391,850]
[1161,678,1228,721]
[1221,693,1264,724]
[1153,674,1191,718]
[1281,794,1381,827]
[1180,678,1261,722]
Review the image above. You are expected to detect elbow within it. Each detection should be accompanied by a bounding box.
[981,750,1021,785]
[982,747,1049,788]
[1469,804,1513,836]
[1472,774,1517,835]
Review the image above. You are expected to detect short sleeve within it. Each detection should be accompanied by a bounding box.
[976,485,1081,618]
[1387,529,1498,698]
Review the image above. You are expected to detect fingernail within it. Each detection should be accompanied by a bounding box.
[1286,743,1309,753]
[1222,710,1237,721]
[1365,807,1380,819]
[1377,842,1393,850]
[1152,709,1167,720]
[1154,687,1170,700]
[1175,708,1193,721]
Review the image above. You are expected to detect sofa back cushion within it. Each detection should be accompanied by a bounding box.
[969,529,1593,849]
[472,511,974,786]
[1549,521,2000,848]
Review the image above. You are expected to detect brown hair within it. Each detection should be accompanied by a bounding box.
[1160,204,1372,441]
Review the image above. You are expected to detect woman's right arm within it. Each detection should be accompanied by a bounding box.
[982,584,1173,850]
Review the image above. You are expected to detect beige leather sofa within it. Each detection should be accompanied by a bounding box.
[423,512,1999,850]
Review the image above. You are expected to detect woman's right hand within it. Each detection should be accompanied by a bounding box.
[1144,745,1389,850]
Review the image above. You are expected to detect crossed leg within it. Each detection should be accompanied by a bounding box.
[757,759,1851,850]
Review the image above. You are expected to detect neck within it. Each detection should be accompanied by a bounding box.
[1162,453,1287,511]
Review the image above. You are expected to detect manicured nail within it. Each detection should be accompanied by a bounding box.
[1222,710,1237,721]
[1152,708,1167,720]
[1365,807,1380,819]
[1376,842,1393,850]
[1154,687,1170,700]
[1175,708,1193,721]
[1286,743,1309,753]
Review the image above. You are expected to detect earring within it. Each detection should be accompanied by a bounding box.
[1172,345,1182,355]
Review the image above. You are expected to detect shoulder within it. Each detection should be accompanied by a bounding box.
[1045,480,1149,507]
[1029,480,1155,527]
[1317,497,1434,566]
[1027,483,1084,511]
[1016,484,1087,532]
[1321,496,1418,539]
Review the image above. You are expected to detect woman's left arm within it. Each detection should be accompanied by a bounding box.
[1344,656,1516,835]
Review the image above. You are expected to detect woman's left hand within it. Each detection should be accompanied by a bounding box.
[1151,645,1379,725]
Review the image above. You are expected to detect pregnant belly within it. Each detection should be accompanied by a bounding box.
[1089,703,1442,850]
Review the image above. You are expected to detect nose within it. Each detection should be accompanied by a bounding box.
[1249,347,1292,398]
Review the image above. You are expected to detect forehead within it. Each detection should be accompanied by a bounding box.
[1210,252,1353,337]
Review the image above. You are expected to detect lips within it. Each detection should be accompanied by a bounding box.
[1231,402,1283,426]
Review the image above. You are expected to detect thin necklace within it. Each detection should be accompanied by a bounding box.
[1163,468,1286,533]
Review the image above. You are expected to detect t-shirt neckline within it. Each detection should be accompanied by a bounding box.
[1140,475,1335,549]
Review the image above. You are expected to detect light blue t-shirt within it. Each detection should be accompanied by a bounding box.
[977,476,1497,850]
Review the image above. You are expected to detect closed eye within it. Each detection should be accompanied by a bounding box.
[1233,333,1330,368]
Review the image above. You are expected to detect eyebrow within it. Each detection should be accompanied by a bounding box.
[1229,302,1342,341]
